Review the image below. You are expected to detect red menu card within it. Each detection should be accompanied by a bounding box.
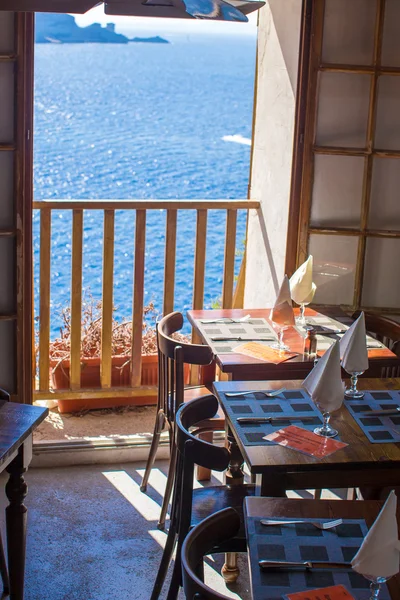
[264,425,348,459]
[284,584,355,600]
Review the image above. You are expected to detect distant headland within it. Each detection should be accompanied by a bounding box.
[35,13,170,44]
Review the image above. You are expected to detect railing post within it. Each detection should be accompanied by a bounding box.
[191,208,208,383]
[70,210,83,389]
[163,209,177,316]
[222,209,238,309]
[131,209,146,387]
[39,208,51,391]
[100,210,115,388]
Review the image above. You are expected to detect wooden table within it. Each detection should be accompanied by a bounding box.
[0,401,48,600]
[188,308,399,380]
[213,378,400,496]
[244,497,400,600]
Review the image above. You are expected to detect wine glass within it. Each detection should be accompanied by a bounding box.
[296,302,309,327]
[313,404,338,438]
[344,370,365,399]
[270,324,289,352]
[365,575,390,599]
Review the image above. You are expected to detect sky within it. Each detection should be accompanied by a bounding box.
[74,4,258,38]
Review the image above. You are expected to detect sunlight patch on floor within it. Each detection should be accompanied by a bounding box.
[204,561,242,599]
[102,470,169,521]
[136,467,167,497]
[148,528,169,549]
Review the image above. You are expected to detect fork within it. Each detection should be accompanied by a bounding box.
[260,518,343,530]
[225,387,286,398]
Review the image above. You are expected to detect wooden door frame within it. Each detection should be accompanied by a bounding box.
[15,12,34,403]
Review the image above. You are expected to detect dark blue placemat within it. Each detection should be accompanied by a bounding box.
[344,391,400,444]
[221,389,325,446]
[246,517,391,600]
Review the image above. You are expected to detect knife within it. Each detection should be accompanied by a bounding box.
[316,330,347,336]
[259,560,352,571]
[210,336,275,342]
[361,407,400,416]
[237,416,318,424]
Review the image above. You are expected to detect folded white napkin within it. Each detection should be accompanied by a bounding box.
[290,255,316,305]
[340,312,369,374]
[352,490,400,579]
[270,275,295,327]
[302,340,344,412]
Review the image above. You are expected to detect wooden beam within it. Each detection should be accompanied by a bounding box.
[130,209,146,387]
[34,385,157,401]
[192,209,207,312]
[100,210,115,388]
[70,210,83,389]
[222,209,237,309]
[163,209,177,316]
[33,199,260,210]
[39,209,51,391]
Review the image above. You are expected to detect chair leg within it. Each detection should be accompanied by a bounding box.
[221,552,240,583]
[150,522,177,600]
[314,489,322,500]
[165,540,183,600]
[195,431,213,482]
[140,410,166,493]
[0,533,9,594]
[158,438,177,531]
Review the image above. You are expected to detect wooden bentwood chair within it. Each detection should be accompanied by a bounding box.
[182,508,241,600]
[151,395,255,600]
[353,311,400,377]
[140,311,224,530]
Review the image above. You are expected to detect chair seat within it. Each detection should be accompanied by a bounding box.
[184,387,225,424]
[191,484,255,551]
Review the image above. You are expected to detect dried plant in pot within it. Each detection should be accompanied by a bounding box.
[48,298,190,413]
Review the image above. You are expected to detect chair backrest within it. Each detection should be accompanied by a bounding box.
[353,312,400,377]
[181,508,240,600]
[169,396,231,556]
[176,395,229,473]
[157,312,214,421]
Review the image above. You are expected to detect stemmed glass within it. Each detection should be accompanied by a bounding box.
[270,324,289,352]
[313,403,338,438]
[365,575,390,599]
[344,370,365,399]
[296,302,309,327]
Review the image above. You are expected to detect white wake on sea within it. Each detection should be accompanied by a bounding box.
[222,134,252,146]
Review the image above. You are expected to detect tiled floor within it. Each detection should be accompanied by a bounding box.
[2,461,251,600]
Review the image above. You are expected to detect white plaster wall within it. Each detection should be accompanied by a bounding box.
[245,0,302,306]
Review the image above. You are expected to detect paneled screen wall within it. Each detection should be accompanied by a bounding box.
[0,12,33,401]
[296,0,400,315]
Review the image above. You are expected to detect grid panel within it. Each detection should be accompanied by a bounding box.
[295,0,400,316]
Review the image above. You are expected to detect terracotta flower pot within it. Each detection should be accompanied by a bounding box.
[51,354,159,413]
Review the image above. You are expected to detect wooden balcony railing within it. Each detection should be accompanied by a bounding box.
[33,199,260,402]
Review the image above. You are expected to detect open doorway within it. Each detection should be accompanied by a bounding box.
[32,8,257,447]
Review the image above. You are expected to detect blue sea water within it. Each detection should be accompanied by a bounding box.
[33,36,256,336]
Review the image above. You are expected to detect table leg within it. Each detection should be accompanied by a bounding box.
[258,474,287,497]
[222,425,244,582]
[224,424,244,486]
[221,552,239,583]
[5,439,32,600]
